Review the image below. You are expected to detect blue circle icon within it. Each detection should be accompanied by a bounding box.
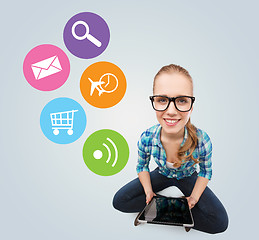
[40,97,87,144]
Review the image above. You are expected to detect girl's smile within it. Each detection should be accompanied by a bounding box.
[164,118,181,126]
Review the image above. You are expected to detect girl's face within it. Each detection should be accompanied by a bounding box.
[153,72,193,138]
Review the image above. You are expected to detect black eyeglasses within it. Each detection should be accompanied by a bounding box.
[149,95,195,112]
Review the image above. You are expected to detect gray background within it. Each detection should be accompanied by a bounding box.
[1,0,258,239]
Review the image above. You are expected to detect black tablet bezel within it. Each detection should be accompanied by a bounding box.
[135,195,194,227]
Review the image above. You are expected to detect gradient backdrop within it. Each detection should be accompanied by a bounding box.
[1,0,258,239]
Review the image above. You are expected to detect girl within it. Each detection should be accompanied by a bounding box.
[113,64,228,234]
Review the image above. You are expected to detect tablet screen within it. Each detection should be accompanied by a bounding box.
[139,196,193,226]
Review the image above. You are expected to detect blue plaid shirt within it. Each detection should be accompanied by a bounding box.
[136,124,212,180]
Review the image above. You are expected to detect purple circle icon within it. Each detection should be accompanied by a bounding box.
[63,12,110,59]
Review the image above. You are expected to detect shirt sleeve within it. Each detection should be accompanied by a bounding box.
[197,130,213,180]
[136,131,151,174]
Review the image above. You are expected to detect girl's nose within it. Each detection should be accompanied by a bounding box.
[165,101,178,115]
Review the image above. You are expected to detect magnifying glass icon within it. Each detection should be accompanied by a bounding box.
[71,20,102,48]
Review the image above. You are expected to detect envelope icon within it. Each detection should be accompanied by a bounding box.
[31,56,62,80]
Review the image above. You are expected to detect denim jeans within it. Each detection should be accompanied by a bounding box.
[113,168,228,234]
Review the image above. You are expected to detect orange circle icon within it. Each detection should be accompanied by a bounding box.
[80,62,127,108]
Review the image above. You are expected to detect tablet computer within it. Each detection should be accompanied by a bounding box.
[134,195,194,228]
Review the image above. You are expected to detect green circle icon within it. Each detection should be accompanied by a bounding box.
[83,129,129,176]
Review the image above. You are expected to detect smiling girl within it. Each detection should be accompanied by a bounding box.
[113,64,228,234]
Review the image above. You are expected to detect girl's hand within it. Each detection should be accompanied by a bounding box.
[146,191,156,204]
[186,196,198,209]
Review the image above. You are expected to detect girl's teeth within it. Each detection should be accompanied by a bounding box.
[166,119,178,123]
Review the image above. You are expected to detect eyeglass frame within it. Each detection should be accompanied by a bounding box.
[149,95,195,112]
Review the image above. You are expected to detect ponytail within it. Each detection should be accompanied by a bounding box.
[173,119,199,168]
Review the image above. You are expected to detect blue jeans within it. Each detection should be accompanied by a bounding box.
[113,168,228,234]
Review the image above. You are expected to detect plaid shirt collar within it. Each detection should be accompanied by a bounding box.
[153,125,188,148]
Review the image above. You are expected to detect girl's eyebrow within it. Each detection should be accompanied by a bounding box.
[156,94,168,97]
[155,94,189,97]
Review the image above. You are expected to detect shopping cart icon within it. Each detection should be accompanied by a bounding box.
[50,109,78,135]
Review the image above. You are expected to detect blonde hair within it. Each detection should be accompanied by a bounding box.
[154,64,199,167]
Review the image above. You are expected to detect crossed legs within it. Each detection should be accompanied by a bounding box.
[113,168,228,234]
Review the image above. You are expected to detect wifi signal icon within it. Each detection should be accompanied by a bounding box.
[93,137,118,167]
[83,129,129,176]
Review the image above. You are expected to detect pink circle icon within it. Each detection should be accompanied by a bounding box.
[23,44,70,91]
